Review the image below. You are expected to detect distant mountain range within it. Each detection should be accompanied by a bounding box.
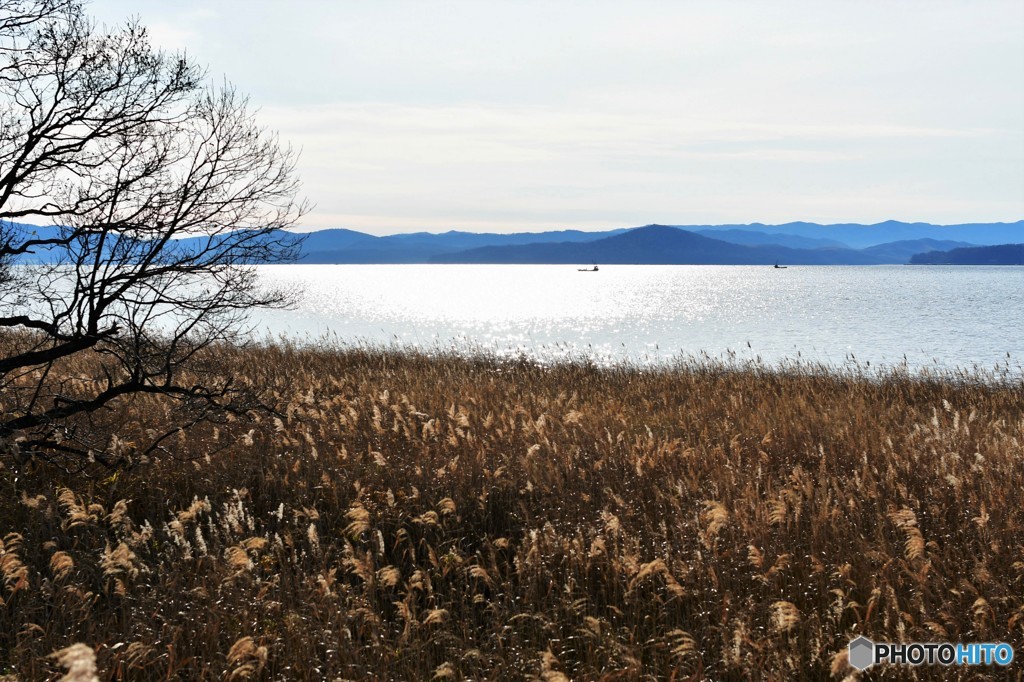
[910,243,1024,265]
[691,229,848,249]
[693,220,1024,249]
[295,227,629,264]
[6,220,1022,266]
[295,220,1021,265]
[431,228,986,265]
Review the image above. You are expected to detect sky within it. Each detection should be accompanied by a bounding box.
[87,0,1024,235]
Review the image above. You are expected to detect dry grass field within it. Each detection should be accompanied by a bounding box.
[1,342,1022,680]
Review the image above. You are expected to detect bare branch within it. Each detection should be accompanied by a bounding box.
[0,1,307,465]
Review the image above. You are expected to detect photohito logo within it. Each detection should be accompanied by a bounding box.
[848,636,1014,670]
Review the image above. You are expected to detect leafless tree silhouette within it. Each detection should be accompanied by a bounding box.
[0,0,307,467]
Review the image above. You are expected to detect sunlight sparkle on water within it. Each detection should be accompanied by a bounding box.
[252,264,1024,371]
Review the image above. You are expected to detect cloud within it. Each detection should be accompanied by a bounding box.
[145,22,198,51]
[256,100,1021,231]
[86,0,1024,232]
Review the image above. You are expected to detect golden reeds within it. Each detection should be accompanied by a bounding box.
[0,341,1021,679]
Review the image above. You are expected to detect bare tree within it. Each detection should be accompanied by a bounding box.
[0,1,307,467]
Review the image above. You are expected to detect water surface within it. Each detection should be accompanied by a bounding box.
[252,264,1024,372]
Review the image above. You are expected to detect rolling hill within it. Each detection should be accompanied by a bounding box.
[693,228,850,249]
[295,228,628,263]
[694,220,1023,249]
[910,243,1024,265]
[430,225,882,265]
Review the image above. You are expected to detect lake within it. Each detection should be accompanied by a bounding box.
[251,264,1024,373]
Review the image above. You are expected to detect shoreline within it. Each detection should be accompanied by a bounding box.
[253,335,1024,387]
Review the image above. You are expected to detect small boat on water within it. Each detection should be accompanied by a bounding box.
[578,264,599,272]
[774,261,787,269]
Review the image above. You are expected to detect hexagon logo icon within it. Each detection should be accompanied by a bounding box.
[848,636,875,671]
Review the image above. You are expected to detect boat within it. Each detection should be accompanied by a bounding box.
[578,264,599,272]
[774,261,787,269]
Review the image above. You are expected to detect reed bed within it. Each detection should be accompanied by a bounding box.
[1,341,1022,680]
